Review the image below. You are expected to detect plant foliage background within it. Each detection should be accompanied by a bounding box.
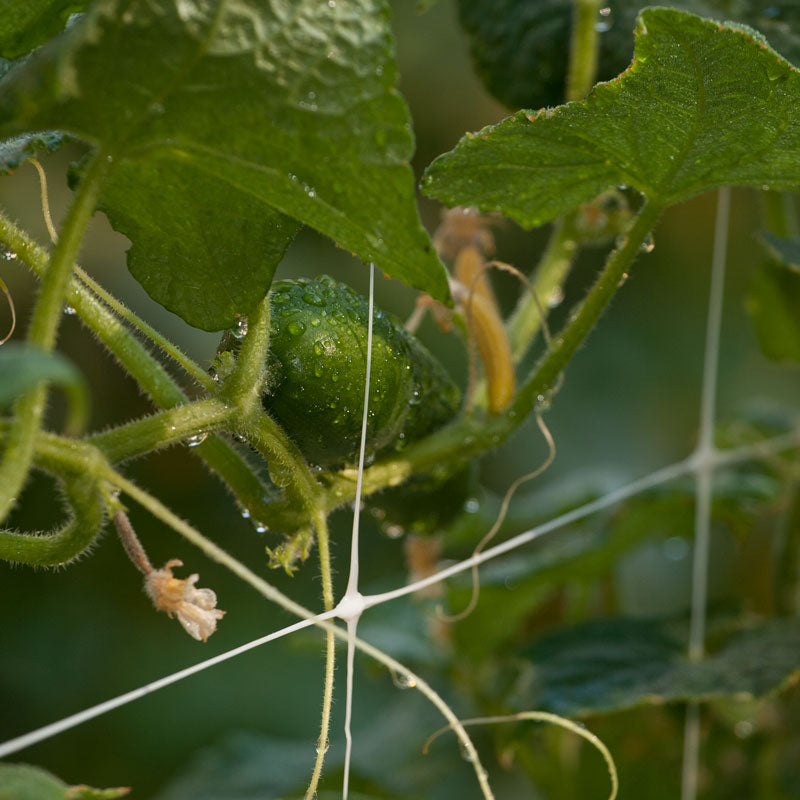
[0,1,799,799]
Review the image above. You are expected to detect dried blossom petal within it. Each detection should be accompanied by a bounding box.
[145,559,225,641]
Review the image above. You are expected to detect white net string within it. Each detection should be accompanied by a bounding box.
[2,190,799,796]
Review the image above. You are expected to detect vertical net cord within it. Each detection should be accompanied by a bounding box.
[341,262,375,800]
[681,187,731,800]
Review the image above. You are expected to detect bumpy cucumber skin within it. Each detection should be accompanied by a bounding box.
[228,276,461,468]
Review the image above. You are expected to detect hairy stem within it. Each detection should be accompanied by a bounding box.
[0,212,278,523]
[305,511,336,800]
[0,150,108,523]
[89,398,234,462]
[566,0,603,102]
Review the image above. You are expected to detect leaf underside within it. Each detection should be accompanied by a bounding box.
[0,0,448,330]
[423,8,800,228]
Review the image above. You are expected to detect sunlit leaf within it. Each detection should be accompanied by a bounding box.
[424,8,800,227]
[0,0,448,330]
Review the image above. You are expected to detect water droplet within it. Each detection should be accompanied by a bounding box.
[272,291,291,304]
[149,102,165,116]
[327,0,335,7]
[232,317,249,339]
[595,6,612,31]
[1,249,17,261]
[464,498,480,514]
[617,272,629,287]
[254,520,267,533]
[546,286,564,308]
[663,536,688,561]
[390,669,417,689]
[640,235,655,253]
[185,432,209,447]
[62,304,77,315]
[459,741,475,762]
[316,736,330,754]
[331,368,340,382]
[241,508,251,519]
[302,291,326,307]
[314,360,324,377]
[383,523,404,539]
[287,320,306,336]
[310,317,321,327]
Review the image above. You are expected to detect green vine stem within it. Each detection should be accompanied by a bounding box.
[0,470,105,565]
[567,0,603,102]
[305,511,336,800]
[0,151,109,523]
[89,398,234,462]
[506,215,580,363]
[0,211,279,524]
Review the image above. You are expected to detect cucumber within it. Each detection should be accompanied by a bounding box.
[221,276,461,468]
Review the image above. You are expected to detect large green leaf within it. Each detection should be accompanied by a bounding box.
[0,0,448,330]
[423,8,800,227]
[746,259,800,363]
[510,617,800,717]
[456,1,800,110]
[0,0,88,60]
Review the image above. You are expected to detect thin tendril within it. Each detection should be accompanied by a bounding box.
[438,407,556,622]
[29,158,58,244]
[423,712,617,800]
[0,276,15,345]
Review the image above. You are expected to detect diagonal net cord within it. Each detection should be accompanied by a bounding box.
[336,262,375,800]
[681,187,731,800]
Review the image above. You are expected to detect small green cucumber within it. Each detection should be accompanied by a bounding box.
[221,276,461,467]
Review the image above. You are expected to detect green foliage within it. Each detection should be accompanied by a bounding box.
[0,2,799,799]
[424,8,800,226]
[0,0,449,329]
[511,617,800,717]
[0,343,87,433]
[0,0,87,60]
[0,763,128,800]
[747,259,800,362]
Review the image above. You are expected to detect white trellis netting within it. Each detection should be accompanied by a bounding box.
[2,189,799,798]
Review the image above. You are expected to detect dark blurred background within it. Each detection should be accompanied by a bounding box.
[0,1,798,798]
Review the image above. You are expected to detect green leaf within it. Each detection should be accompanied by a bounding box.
[0,0,449,330]
[746,259,800,363]
[0,764,66,800]
[456,1,800,110]
[0,344,88,433]
[0,764,128,800]
[760,230,800,271]
[0,131,69,175]
[423,8,800,227]
[0,0,87,60]
[511,617,800,717]
[97,160,298,331]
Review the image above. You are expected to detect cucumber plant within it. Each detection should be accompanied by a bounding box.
[0,1,799,799]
